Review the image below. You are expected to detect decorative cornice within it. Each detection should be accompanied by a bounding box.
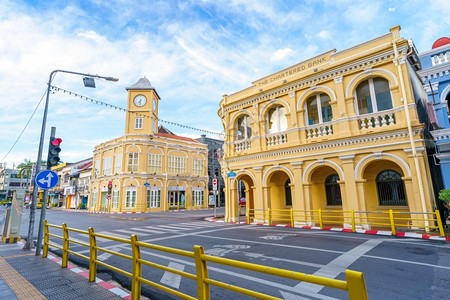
[226,128,421,164]
[334,76,343,84]
[403,147,425,154]
[222,48,402,114]
[417,63,450,82]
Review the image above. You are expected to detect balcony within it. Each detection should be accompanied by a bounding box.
[266,132,287,146]
[358,111,396,130]
[234,139,251,152]
[307,124,333,139]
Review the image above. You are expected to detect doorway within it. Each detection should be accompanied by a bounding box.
[168,191,185,209]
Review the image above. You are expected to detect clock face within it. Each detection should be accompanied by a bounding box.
[133,95,147,107]
[153,98,157,110]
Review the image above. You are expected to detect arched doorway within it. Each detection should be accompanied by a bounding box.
[308,165,343,227]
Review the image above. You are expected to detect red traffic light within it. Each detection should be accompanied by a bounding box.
[51,138,62,146]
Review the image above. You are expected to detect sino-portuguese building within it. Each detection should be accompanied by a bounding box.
[89,78,208,212]
[219,26,438,224]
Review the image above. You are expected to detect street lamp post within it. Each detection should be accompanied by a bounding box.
[24,70,118,252]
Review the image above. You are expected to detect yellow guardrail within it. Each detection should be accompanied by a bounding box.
[240,206,445,237]
[43,220,368,300]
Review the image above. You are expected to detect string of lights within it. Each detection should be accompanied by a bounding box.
[50,86,226,138]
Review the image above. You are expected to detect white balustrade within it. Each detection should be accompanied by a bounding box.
[234,140,251,152]
[266,132,287,146]
[358,112,395,130]
[307,124,333,139]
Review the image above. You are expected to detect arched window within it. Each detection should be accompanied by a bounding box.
[376,170,407,206]
[355,77,392,115]
[325,174,342,206]
[267,105,287,134]
[236,115,252,140]
[284,178,292,206]
[306,93,333,125]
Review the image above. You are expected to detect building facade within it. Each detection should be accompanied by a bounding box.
[0,167,29,202]
[219,26,437,224]
[418,37,450,189]
[90,78,208,212]
[195,135,225,204]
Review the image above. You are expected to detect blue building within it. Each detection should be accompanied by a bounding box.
[418,37,450,190]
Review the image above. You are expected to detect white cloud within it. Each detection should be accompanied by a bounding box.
[316,30,331,40]
[1,0,449,167]
[270,48,295,62]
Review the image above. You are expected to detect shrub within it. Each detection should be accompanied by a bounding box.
[438,189,450,203]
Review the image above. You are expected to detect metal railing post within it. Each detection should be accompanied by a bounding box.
[88,227,97,282]
[131,235,142,300]
[345,269,368,300]
[42,220,49,258]
[268,208,271,226]
[351,210,356,232]
[194,245,210,300]
[290,208,294,227]
[435,210,445,237]
[62,223,69,268]
[318,209,323,229]
[389,209,396,235]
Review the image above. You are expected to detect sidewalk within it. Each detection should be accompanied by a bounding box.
[0,240,128,299]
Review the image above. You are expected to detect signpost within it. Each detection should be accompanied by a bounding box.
[212,178,218,217]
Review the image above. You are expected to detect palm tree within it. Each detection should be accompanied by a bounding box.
[17,159,34,193]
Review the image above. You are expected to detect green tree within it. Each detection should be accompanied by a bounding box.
[17,159,33,192]
[17,159,47,192]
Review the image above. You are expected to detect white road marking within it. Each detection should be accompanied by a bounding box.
[127,227,162,234]
[98,247,121,261]
[244,252,324,268]
[294,239,383,294]
[139,248,338,300]
[281,290,315,300]
[160,262,185,289]
[260,233,297,240]
[97,231,132,240]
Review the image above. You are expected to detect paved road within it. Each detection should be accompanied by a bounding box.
[8,207,450,299]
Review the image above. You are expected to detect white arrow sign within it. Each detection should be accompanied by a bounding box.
[35,170,59,189]
[38,172,54,188]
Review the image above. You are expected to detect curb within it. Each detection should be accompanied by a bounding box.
[204,217,450,242]
[46,254,131,299]
[18,241,131,299]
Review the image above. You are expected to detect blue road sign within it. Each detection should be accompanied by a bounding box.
[35,170,59,190]
[227,171,236,178]
[144,182,150,187]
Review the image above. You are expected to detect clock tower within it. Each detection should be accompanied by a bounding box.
[125,77,160,135]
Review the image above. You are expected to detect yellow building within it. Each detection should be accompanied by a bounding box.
[219,26,437,226]
[90,77,208,212]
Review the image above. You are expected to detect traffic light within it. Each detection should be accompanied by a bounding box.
[48,137,62,167]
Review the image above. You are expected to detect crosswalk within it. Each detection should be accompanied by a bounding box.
[54,221,228,244]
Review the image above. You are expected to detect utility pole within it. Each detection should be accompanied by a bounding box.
[35,127,55,255]
[23,69,118,251]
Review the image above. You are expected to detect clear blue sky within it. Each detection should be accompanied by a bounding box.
[0,0,448,167]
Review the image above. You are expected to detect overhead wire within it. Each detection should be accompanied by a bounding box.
[0,88,48,163]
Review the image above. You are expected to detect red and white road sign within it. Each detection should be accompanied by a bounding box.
[213,179,217,190]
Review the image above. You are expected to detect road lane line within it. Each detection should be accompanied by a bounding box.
[294,239,383,294]
[160,262,185,289]
[138,248,339,300]
[97,231,132,240]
